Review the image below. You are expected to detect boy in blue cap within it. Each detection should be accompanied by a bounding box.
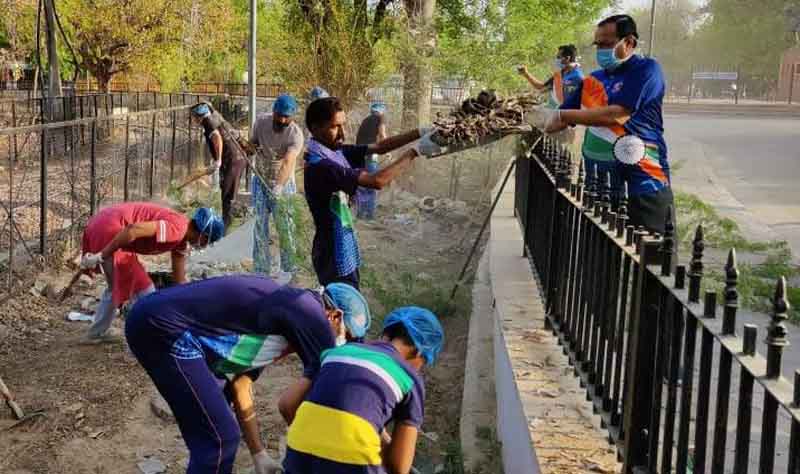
[250,94,304,277]
[126,276,371,474]
[284,306,444,474]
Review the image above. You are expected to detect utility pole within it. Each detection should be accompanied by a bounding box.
[248,0,257,129]
[43,0,63,119]
[647,0,656,57]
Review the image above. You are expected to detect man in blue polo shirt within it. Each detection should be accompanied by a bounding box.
[544,14,674,234]
[126,275,372,474]
[304,97,440,289]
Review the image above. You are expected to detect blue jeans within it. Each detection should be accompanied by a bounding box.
[89,259,154,338]
[356,155,379,220]
[252,178,296,275]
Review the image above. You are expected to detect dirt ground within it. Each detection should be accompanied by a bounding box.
[0,170,489,473]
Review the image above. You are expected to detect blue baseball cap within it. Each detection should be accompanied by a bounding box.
[382,306,444,365]
[273,94,298,117]
[192,207,224,243]
[324,283,371,338]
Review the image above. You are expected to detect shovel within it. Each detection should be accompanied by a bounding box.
[57,268,86,303]
[176,166,216,190]
[0,375,25,420]
[426,126,533,159]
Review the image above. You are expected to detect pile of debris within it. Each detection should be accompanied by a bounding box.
[431,90,543,148]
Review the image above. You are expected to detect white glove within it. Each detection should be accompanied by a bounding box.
[253,450,283,474]
[525,107,562,132]
[272,184,284,196]
[211,167,220,187]
[80,252,103,270]
[417,125,433,138]
[413,132,446,158]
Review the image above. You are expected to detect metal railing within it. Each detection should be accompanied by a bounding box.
[0,102,214,300]
[0,92,234,127]
[2,78,471,107]
[515,134,799,473]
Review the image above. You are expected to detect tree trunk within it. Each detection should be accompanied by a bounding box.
[399,0,435,193]
[401,0,434,130]
[97,73,112,93]
[43,0,63,121]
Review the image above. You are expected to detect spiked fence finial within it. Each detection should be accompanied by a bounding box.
[766,276,790,378]
[688,224,705,303]
[722,248,739,334]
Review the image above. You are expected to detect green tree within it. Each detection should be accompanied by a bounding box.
[435,0,612,94]
[0,0,38,64]
[693,0,798,94]
[261,0,398,106]
[630,0,700,96]
[59,0,186,90]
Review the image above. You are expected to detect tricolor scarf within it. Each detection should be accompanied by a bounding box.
[305,139,361,276]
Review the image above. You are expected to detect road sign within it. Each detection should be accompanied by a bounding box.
[692,71,738,81]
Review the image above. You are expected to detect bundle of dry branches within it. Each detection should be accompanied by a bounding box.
[431,90,545,147]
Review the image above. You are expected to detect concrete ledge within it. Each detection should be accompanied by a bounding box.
[459,250,497,471]
[486,161,618,474]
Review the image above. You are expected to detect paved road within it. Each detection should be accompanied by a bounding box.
[665,114,800,259]
[663,114,798,471]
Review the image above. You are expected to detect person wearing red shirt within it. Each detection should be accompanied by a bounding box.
[78,203,224,341]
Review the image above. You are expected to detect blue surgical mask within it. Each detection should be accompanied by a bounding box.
[596,40,624,70]
[553,58,564,70]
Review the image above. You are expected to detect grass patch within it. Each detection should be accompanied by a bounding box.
[674,191,771,253]
[471,426,504,474]
[272,193,313,272]
[675,190,800,321]
[704,252,800,320]
[360,265,466,331]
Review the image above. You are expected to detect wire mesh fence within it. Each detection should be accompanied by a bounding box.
[0,104,212,299]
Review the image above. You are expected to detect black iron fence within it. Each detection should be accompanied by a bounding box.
[0,103,214,299]
[515,134,799,473]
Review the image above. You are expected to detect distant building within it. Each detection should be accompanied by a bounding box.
[777,47,800,102]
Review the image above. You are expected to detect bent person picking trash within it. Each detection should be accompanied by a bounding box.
[125,275,371,474]
[284,306,444,474]
[78,202,224,342]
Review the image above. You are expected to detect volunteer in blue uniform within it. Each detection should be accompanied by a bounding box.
[303,97,441,289]
[543,14,674,234]
[125,275,371,474]
[518,44,584,108]
[283,307,444,474]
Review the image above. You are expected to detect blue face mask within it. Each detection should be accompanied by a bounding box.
[553,58,564,70]
[596,40,624,70]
